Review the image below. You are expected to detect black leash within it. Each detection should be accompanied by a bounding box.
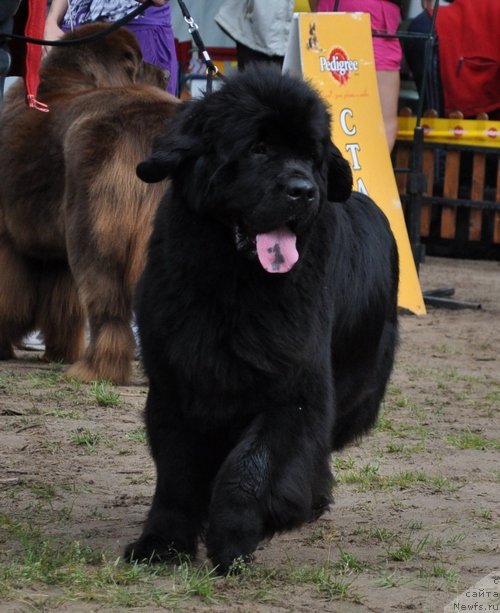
[2,0,225,93]
[176,0,226,93]
[2,0,153,47]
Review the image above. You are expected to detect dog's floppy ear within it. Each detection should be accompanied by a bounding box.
[137,101,205,183]
[136,153,173,183]
[326,142,353,202]
[137,133,196,183]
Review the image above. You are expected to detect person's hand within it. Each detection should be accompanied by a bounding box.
[43,19,65,56]
[44,20,65,42]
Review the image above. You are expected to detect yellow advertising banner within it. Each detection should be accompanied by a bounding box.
[284,12,426,316]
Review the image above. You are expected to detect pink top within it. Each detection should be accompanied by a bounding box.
[315,0,402,71]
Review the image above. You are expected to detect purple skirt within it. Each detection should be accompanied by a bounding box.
[125,6,178,95]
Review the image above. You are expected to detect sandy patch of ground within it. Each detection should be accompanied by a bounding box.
[1,256,499,612]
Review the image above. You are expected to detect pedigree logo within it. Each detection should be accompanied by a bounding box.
[319,47,359,85]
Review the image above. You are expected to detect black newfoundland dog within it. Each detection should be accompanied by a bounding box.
[126,67,399,573]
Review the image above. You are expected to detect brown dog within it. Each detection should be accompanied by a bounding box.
[0,24,179,384]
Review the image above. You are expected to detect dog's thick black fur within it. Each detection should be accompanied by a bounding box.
[126,66,399,573]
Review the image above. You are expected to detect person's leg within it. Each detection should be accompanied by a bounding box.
[236,42,283,71]
[376,69,400,152]
[403,11,433,94]
[364,0,402,151]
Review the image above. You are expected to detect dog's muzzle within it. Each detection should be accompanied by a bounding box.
[233,172,319,274]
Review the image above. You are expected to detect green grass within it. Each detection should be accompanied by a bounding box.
[315,568,362,602]
[385,439,427,456]
[0,514,221,608]
[335,462,381,490]
[472,507,493,520]
[386,534,430,562]
[70,428,102,452]
[484,389,500,406]
[0,368,84,406]
[43,407,81,419]
[127,473,154,485]
[375,411,405,436]
[365,527,399,543]
[279,563,364,603]
[447,428,500,450]
[27,369,67,387]
[40,440,64,454]
[433,532,466,551]
[355,527,433,565]
[0,513,370,609]
[335,463,461,493]
[29,482,57,502]
[333,548,365,573]
[90,380,120,407]
[376,572,407,588]
[407,520,424,531]
[0,373,17,394]
[125,428,148,444]
[419,564,459,588]
[333,456,356,471]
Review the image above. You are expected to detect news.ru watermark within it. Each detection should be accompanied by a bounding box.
[444,571,500,612]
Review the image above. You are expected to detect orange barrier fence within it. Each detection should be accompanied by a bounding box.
[393,109,500,257]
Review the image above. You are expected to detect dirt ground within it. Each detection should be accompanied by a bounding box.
[1,256,499,612]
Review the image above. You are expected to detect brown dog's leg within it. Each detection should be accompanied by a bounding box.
[66,266,135,385]
[67,318,135,385]
[0,238,39,359]
[36,264,86,364]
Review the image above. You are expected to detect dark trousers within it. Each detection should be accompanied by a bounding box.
[402,10,444,115]
[236,42,284,71]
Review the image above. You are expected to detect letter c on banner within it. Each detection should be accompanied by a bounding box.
[340,108,356,136]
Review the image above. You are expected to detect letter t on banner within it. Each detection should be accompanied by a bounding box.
[283,12,426,316]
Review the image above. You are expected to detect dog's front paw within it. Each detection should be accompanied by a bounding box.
[206,523,260,575]
[124,532,196,564]
[210,551,254,576]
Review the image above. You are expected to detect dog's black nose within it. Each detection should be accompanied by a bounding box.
[285,177,316,202]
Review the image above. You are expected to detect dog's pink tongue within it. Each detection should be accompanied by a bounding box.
[256,227,299,273]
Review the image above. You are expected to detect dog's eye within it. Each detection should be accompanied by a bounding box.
[251,142,268,156]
